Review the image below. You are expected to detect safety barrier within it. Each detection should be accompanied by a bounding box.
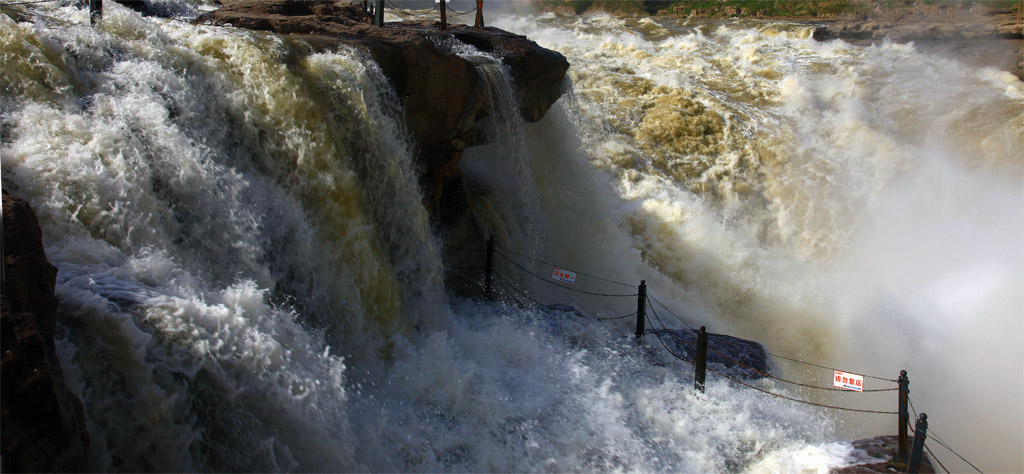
[443,236,985,474]
[373,0,484,29]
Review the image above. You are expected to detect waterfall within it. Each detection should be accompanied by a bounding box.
[3,3,1021,472]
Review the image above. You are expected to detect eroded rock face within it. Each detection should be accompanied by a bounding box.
[1,190,89,472]
[195,0,570,223]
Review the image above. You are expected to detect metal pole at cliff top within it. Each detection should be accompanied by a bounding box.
[374,0,383,27]
[474,0,484,28]
[89,0,101,25]
[439,0,447,29]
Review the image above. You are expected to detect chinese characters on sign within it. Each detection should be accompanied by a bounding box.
[551,267,577,285]
[833,370,864,392]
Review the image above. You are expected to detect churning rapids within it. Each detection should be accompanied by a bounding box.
[2,1,1022,472]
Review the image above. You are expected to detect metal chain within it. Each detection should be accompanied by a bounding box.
[445,3,477,15]
[494,272,636,321]
[767,352,898,383]
[646,297,697,345]
[705,345,898,392]
[495,250,638,297]
[647,293,696,329]
[496,244,636,288]
[925,443,951,474]
[706,367,899,415]
[645,314,695,364]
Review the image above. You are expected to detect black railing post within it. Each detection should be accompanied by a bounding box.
[695,326,708,392]
[484,235,494,300]
[635,280,646,340]
[907,413,928,473]
[474,0,484,28]
[89,0,101,25]
[898,370,910,462]
[374,0,384,27]
[439,0,447,29]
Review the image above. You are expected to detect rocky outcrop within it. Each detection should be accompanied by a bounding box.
[195,0,569,224]
[1,190,90,472]
[649,328,772,379]
[830,435,934,473]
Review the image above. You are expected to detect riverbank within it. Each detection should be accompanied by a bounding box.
[532,0,1023,77]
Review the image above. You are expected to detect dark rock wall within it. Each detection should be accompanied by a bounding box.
[1,190,90,472]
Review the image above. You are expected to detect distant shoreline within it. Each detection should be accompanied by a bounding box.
[533,0,1023,78]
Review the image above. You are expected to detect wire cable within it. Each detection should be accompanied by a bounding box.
[496,250,638,297]
[706,367,899,415]
[385,0,436,15]
[925,443,950,474]
[496,244,636,288]
[928,430,985,473]
[766,352,898,383]
[907,397,984,473]
[645,314,695,364]
[704,344,897,392]
[494,272,637,321]
[445,3,476,15]
[646,297,697,345]
[647,293,696,330]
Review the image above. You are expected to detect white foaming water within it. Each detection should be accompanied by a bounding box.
[494,12,1023,473]
[3,3,1021,473]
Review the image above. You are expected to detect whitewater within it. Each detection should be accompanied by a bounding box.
[2,1,1021,472]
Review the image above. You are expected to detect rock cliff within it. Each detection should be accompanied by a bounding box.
[195,0,569,226]
[1,190,90,472]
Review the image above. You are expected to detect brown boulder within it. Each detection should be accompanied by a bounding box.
[2,190,90,472]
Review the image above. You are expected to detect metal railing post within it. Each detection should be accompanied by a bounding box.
[635,280,646,340]
[374,0,384,27]
[695,326,708,392]
[907,413,928,473]
[474,0,484,28]
[898,370,910,462]
[439,0,447,29]
[89,0,101,25]
[484,235,494,300]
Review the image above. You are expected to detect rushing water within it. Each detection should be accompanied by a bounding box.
[2,2,1022,472]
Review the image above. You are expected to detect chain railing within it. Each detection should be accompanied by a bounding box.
[443,235,986,473]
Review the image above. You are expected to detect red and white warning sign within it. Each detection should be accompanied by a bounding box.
[833,370,864,392]
[551,267,577,285]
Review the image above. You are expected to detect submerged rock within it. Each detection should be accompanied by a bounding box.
[1,190,90,472]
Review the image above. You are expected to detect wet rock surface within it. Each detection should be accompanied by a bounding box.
[650,328,772,379]
[1,190,89,472]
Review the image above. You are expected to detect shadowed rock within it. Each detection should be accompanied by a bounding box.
[650,328,772,379]
[2,190,89,472]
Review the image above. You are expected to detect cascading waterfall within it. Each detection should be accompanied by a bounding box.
[495,12,1023,473]
[2,2,1022,473]
[447,39,546,262]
